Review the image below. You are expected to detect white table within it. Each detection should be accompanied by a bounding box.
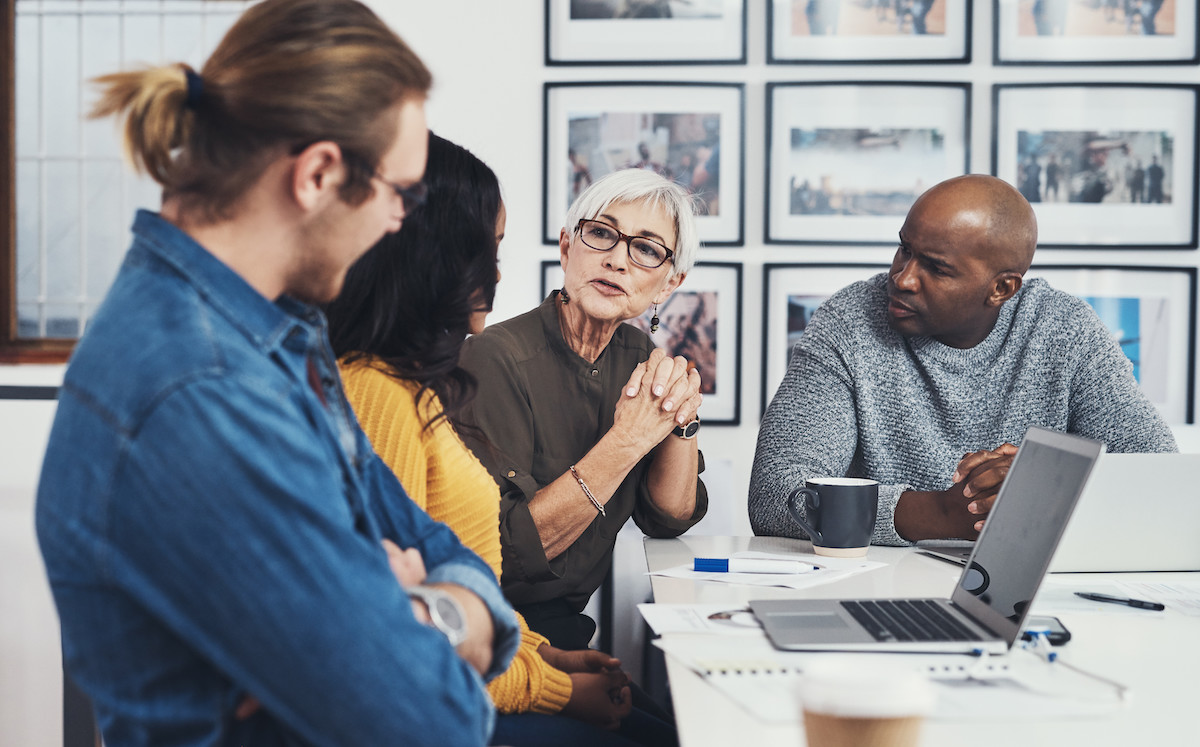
[644,535,1200,746]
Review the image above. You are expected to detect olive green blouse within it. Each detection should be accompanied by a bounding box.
[457,291,708,613]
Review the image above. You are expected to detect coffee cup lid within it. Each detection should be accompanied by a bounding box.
[798,660,936,718]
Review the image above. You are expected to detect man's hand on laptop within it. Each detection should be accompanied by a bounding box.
[953,443,1018,531]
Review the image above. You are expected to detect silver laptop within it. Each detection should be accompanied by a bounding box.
[750,427,1105,654]
[921,452,1200,573]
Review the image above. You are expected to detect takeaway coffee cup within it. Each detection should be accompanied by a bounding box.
[786,477,878,558]
[798,662,936,747]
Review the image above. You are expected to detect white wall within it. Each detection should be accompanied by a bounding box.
[4,0,1200,740]
[0,400,62,747]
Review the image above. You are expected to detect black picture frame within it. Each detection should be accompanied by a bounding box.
[545,0,747,66]
[1028,264,1197,424]
[760,262,888,415]
[543,81,745,247]
[765,81,970,245]
[767,0,971,64]
[993,0,1200,65]
[543,259,744,425]
[992,83,1199,250]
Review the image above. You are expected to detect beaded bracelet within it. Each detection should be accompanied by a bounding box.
[568,464,605,517]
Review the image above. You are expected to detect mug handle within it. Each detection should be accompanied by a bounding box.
[786,487,822,545]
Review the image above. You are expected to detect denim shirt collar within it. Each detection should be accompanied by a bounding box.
[130,209,359,467]
[130,209,316,354]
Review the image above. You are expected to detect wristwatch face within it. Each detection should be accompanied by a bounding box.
[432,595,465,635]
[409,587,467,647]
[674,419,701,439]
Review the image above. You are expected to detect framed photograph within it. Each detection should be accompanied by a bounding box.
[766,82,969,245]
[994,0,1199,65]
[761,263,887,414]
[768,0,971,63]
[545,0,747,65]
[544,82,745,246]
[993,84,1199,249]
[1028,265,1196,424]
[542,260,744,424]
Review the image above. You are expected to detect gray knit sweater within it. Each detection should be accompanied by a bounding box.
[749,273,1178,546]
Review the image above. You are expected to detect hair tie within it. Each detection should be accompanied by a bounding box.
[184,69,204,110]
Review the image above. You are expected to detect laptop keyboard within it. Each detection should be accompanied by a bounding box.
[841,599,977,642]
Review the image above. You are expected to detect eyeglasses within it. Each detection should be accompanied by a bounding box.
[575,219,675,269]
[372,172,427,214]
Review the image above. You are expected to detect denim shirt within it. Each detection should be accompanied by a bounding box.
[36,210,519,747]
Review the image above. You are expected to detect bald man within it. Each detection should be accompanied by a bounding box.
[750,175,1176,545]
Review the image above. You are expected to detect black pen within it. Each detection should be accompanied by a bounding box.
[1074,592,1166,611]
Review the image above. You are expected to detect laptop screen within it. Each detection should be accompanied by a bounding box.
[950,427,1104,645]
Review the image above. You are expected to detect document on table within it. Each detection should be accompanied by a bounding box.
[1036,576,1200,616]
[638,602,765,637]
[653,634,1126,724]
[648,550,884,591]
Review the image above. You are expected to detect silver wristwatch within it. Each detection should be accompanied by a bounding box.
[406,586,467,647]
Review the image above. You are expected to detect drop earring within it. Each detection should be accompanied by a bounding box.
[560,288,570,304]
[650,302,660,333]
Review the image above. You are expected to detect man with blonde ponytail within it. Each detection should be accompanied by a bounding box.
[35,1,519,745]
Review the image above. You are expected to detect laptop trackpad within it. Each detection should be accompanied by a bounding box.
[768,612,851,630]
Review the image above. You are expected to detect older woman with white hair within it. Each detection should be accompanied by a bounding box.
[457,168,708,653]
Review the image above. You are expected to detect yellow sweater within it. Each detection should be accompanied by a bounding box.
[340,357,572,715]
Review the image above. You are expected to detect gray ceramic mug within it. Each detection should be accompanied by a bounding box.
[787,477,879,557]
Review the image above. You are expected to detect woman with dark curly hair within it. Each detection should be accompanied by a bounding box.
[327,133,674,747]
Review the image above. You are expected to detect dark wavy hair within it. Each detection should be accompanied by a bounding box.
[326,131,501,430]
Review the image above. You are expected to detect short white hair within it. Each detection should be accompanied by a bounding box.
[563,169,700,276]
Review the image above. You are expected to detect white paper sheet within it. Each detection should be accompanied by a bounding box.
[648,550,885,590]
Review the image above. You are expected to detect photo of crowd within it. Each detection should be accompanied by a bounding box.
[1019,0,1175,36]
[786,128,947,217]
[567,111,722,215]
[570,0,726,19]
[627,291,720,395]
[792,0,946,35]
[1016,130,1173,204]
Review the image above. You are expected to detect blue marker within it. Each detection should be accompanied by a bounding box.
[693,558,820,574]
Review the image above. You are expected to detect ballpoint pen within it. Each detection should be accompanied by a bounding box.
[693,557,820,574]
[1074,592,1166,611]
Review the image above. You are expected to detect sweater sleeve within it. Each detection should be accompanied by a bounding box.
[486,615,573,715]
[748,300,912,546]
[1064,304,1178,453]
[340,361,430,510]
[340,358,574,715]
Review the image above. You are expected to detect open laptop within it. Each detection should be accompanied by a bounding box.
[749,427,1105,654]
[921,452,1200,573]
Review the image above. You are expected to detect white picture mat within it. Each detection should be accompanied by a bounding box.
[1028,267,1194,423]
[762,264,887,411]
[545,84,743,244]
[996,0,1198,62]
[995,86,1197,247]
[770,0,968,60]
[541,261,741,423]
[767,84,967,243]
[548,0,744,62]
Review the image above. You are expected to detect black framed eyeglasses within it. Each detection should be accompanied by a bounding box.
[371,173,427,214]
[574,219,675,269]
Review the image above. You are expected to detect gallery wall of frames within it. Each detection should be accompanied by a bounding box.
[541,0,1200,431]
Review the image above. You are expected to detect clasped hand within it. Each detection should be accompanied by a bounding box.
[947,443,1018,535]
[614,348,702,449]
[539,645,633,731]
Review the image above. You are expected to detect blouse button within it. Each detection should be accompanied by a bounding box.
[590,369,599,377]
[507,470,516,478]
